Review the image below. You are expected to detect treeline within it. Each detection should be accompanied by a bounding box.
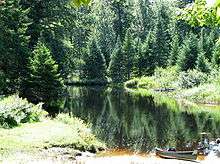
[0,0,220,104]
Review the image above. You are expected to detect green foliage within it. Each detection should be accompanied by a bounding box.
[125,77,159,90]
[108,40,127,83]
[169,32,180,66]
[0,71,6,94]
[0,0,30,93]
[83,39,108,82]
[25,42,63,103]
[177,32,198,71]
[212,39,220,67]
[154,66,179,89]
[122,30,136,79]
[152,0,173,68]
[196,52,211,73]
[134,0,154,40]
[95,1,116,66]
[71,0,91,7]
[178,69,208,89]
[111,0,134,42]
[0,95,47,128]
[179,0,218,27]
[137,31,155,76]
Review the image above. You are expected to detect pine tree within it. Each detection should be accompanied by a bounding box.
[134,0,154,40]
[25,42,63,103]
[109,40,127,83]
[212,39,220,67]
[196,34,210,73]
[95,1,116,66]
[169,32,179,66]
[0,0,30,93]
[137,31,155,75]
[177,32,198,71]
[122,30,135,80]
[152,1,173,68]
[110,0,134,42]
[83,39,107,82]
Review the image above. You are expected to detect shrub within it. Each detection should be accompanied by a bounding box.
[154,66,179,89]
[0,71,6,94]
[124,78,139,88]
[178,69,208,89]
[0,95,47,128]
[137,77,159,90]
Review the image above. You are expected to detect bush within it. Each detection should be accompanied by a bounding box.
[138,77,159,89]
[0,71,6,94]
[0,95,47,128]
[154,66,179,89]
[178,69,208,89]
[124,78,139,88]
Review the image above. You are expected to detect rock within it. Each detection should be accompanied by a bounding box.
[75,152,82,156]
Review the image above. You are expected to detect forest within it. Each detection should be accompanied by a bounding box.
[1,0,220,163]
[0,0,220,105]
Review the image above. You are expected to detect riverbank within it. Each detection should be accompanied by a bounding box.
[124,68,220,106]
[0,115,105,163]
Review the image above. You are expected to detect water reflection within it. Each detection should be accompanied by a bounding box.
[62,86,220,152]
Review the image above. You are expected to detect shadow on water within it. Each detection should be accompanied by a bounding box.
[60,86,220,152]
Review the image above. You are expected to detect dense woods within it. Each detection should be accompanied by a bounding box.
[0,0,220,106]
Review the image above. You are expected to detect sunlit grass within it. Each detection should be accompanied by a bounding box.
[0,115,105,162]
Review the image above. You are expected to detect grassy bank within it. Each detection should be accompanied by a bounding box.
[0,115,105,162]
[125,67,220,105]
[0,96,105,163]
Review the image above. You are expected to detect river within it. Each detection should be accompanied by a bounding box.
[61,86,220,153]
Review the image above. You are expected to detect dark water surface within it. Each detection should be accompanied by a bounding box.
[61,86,220,152]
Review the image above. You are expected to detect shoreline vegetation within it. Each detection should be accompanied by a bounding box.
[124,67,220,106]
[0,96,105,163]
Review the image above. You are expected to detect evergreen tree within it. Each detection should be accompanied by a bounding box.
[203,30,216,61]
[109,40,127,83]
[134,0,154,40]
[177,32,198,71]
[110,0,134,42]
[25,42,63,103]
[122,30,135,79]
[196,52,210,73]
[0,0,30,93]
[212,39,220,67]
[83,39,107,82]
[152,0,173,68]
[169,32,180,66]
[95,1,116,66]
[137,31,155,76]
[196,33,211,73]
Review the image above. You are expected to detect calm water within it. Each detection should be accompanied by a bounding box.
[61,86,220,152]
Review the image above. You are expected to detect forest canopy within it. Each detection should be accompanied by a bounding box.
[1,0,220,107]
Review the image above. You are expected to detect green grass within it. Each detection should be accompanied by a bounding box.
[125,76,220,106]
[0,115,105,161]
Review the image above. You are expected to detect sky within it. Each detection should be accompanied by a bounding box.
[206,0,215,6]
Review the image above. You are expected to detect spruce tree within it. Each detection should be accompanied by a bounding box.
[0,0,30,93]
[196,35,210,73]
[212,39,220,67]
[137,31,155,75]
[110,0,134,42]
[152,1,173,68]
[134,0,154,40]
[83,39,107,82]
[122,30,135,80]
[95,1,116,66]
[177,32,198,71]
[169,32,179,66]
[25,42,63,103]
[109,40,127,83]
